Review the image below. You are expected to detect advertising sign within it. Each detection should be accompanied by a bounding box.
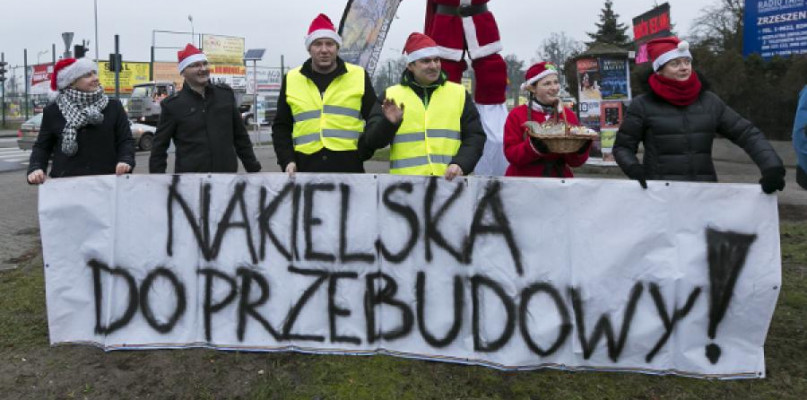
[598,58,630,100]
[202,34,245,65]
[246,67,283,92]
[202,34,246,90]
[577,56,631,164]
[40,174,781,379]
[576,58,602,102]
[97,61,151,94]
[632,3,672,64]
[743,0,807,58]
[29,64,53,95]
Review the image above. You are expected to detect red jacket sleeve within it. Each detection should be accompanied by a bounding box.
[503,106,563,167]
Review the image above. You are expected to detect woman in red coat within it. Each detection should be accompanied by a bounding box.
[503,62,591,177]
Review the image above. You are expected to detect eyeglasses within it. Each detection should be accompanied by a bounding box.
[666,58,692,69]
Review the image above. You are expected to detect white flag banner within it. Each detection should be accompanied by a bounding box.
[39,174,781,379]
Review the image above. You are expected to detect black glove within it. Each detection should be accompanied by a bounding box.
[530,137,550,153]
[625,164,648,189]
[759,166,786,194]
[245,160,262,173]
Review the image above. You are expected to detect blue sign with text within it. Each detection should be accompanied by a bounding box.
[743,0,807,58]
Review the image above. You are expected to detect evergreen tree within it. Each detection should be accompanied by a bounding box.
[586,0,631,47]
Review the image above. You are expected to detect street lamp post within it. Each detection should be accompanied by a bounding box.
[188,15,194,45]
[36,50,48,65]
[94,0,99,61]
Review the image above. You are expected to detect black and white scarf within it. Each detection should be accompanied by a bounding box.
[56,87,108,157]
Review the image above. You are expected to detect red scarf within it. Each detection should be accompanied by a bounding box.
[648,72,702,106]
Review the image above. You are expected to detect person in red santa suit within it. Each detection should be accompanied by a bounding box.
[503,62,592,178]
[425,0,509,175]
[425,0,506,105]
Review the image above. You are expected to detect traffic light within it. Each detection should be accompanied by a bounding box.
[74,45,89,59]
[108,53,122,72]
[0,61,7,83]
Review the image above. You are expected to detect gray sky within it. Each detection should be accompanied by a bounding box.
[0,0,712,70]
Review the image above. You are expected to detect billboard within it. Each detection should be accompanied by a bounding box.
[743,0,807,58]
[202,34,245,65]
[632,3,672,64]
[202,34,246,90]
[97,61,151,94]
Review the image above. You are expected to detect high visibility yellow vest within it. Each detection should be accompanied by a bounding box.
[385,82,464,176]
[286,63,365,154]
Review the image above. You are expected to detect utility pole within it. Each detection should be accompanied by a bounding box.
[1,52,6,127]
[94,0,100,62]
[24,49,29,120]
[114,35,120,99]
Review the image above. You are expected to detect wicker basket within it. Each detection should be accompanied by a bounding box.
[529,134,593,154]
[522,103,597,153]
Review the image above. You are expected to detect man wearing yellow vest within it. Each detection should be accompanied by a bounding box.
[272,14,378,175]
[362,33,486,180]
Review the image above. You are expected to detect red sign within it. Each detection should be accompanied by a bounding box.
[30,64,53,86]
[30,64,54,94]
[633,9,671,41]
[632,3,672,64]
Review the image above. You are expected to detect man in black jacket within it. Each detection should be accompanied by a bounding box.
[149,44,261,174]
[272,14,377,175]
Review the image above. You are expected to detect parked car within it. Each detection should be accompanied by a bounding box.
[128,81,176,126]
[240,101,275,127]
[263,91,279,124]
[239,103,255,126]
[131,121,156,151]
[17,114,155,152]
[16,113,42,150]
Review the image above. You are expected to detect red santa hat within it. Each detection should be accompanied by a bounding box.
[647,36,692,71]
[305,14,342,49]
[177,43,208,73]
[50,57,98,91]
[403,32,440,63]
[520,62,558,91]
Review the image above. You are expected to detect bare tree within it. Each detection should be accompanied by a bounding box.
[372,56,408,93]
[688,0,744,53]
[503,54,525,106]
[533,32,583,89]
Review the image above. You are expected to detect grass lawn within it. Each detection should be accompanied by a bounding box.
[0,223,804,399]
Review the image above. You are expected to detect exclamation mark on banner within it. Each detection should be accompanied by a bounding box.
[704,228,757,364]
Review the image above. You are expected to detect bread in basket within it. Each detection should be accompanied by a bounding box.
[523,121,599,154]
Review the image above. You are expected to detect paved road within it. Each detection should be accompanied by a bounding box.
[0,138,804,270]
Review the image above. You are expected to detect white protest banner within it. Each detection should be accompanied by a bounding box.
[39,174,781,379]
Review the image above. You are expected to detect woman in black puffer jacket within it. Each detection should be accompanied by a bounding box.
[613,36,785,193]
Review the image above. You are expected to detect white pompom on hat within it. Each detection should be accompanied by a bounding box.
[648,36,692,71]
[50,58,98,91]
[305,14,342,49]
